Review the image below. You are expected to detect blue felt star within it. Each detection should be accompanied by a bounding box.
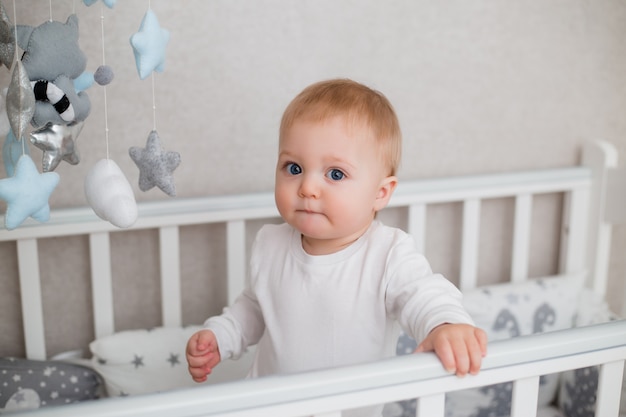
[0,155,59,230]
[130,9,170,80]
[129,130,180,197]
[83,0,117,8]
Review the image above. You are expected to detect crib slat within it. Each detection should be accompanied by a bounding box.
[17,238,46,360]
[227,220,246,305]
[415,393,444,417]
[511,194,532,282]
[560,187,590,279]
[90,232,115,339]
[595,360,625,417]
[510,376,539,417]
[160,226,182,327]
[460,199,480,291]
[408,204,427,254]
[582,141,617,301]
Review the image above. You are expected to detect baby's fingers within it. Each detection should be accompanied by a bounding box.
[195,331,215,352]
[188,364,212,383]
[468,328,488,375]
[435,339,458,374]
[187,352,215,369]
[188,330,216,356]
[416,337,457,374]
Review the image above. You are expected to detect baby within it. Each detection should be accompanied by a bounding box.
[187,79,487,400]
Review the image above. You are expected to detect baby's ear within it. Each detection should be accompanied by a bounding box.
[374,176,398,211]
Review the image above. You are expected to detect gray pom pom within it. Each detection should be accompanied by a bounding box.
[94,65,114,86]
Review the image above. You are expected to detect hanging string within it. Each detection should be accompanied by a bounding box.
[48,0,52,22]
[149,0,156,131]
[151,73,157,131]
[99,3,110,159]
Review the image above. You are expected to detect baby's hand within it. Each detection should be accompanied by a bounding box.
[416,323,487,377]
[186,329,222,383]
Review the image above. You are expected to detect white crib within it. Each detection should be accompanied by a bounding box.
[2,140,625,417]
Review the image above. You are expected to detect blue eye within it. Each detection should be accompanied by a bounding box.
[327,169,345,181]
[286,163,302,175]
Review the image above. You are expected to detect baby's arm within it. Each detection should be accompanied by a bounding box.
[186,329,222,383]
[416,323,487,377]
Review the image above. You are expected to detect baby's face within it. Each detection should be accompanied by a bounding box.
[275,116,393,255]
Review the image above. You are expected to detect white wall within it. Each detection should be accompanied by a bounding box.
[0,1,624,354]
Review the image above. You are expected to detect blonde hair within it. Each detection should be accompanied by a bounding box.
[279,79,402,176]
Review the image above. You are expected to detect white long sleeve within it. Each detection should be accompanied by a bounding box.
[206,221,473,377]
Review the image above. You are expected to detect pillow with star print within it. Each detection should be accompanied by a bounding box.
[88,325,253,396]
[0,357,102,412]
[88,326,199,396]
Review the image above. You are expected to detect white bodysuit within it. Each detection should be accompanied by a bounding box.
[206,221,473,415]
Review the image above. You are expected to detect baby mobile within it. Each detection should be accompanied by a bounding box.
[0,0,180,230]
[128,0,180,199]
[84,0,138,229]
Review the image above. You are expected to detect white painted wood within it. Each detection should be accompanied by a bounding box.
[408,204,426,254]
[582,140,617,297]
[605,167,626,224]
[24,321,626,417]
[0,167,590,243]
[227,220,246,305]
[595,360,625,417]
[510,376,539,417]
[511,194,532,282]
[389,167,590,207]
[560,187,590,277]
[17,238,46,360]
[89,232,115,339]
[159,226,182,327]
[460,198,480,291]
[416,393,444,417]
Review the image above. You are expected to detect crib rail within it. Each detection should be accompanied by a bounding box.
[0,166,591,239]
[23,320,626,417]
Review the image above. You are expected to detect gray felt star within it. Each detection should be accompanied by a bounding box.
[30,121,84,172]
[0,2,15,70]
[129,130,180,197]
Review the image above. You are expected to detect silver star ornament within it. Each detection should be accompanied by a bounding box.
[6,61,35,140]
[30,121,84,172]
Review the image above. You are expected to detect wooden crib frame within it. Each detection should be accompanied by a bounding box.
[3,140,626,416]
